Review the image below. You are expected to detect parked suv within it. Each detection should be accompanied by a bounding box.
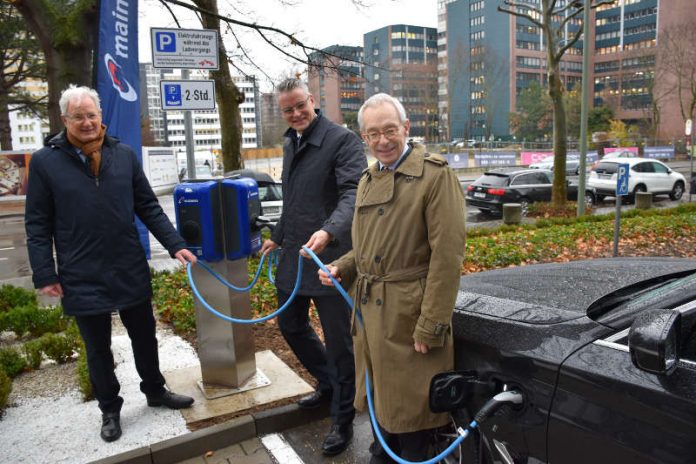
[588,157,685,203]
[439,258,696,463]
[465,168,593,216]
[226,169,283,223]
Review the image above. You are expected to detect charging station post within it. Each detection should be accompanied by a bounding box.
[174,177,264,397]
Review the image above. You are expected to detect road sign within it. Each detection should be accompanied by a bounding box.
[151,28,219,69]
[160,80,216,110]
[617,163,629,196]
[687,119,693,136]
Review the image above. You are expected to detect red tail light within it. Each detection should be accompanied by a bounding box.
[487,188,506,196]
[467,185,475,191]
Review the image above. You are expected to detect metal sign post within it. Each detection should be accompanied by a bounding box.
[686,119,693,202]
[614,163,630,257]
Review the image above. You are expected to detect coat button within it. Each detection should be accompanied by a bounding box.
[378,207,385,215]
[361,297,368,305]
[376,299,382,306]
[374,255,381,263]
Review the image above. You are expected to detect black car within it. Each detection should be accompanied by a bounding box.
[465,168,594,216]
[438,258,696,463]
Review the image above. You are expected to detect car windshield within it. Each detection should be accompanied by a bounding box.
[258,183,282,202]
[474,173,510,186]
[588,270,696,329]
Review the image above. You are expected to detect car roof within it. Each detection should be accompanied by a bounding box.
[484,168,551,176]
[597,157,660,166]
[224,169,276,183]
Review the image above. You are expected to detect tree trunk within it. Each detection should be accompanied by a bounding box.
[194,0,244,172]
[0,96,12,150]
[13,0,96,134]
[548,66,567,208]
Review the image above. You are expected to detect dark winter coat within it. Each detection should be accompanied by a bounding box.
[25,131,186,315]
[271,112,366,295]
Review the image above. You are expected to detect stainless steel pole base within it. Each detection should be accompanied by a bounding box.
[193,258,257,389]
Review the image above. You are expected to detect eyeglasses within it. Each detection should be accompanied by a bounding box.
[281,96,311,116]
[65,113,100,123]
[363,126,401,143]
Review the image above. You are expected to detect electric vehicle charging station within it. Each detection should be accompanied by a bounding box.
[174,177,266,397]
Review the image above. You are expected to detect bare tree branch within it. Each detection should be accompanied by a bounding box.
[158,0,182,27]
[555,20,584,60]
[498,2,544,29]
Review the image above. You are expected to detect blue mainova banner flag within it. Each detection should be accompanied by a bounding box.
[96,0,151,257]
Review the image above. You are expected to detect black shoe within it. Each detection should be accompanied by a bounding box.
[100,412,122,442]
[322,423,353,456]
[146,390,194,409]
[297,389,331,409]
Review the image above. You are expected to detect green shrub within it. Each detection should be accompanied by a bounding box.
[0,347,27,378]
[0,305,68,338]
[0,369,11,413]
[22,339,43,370]
[151,269,196,334]
[27,305,68,337]
[75,342,93,401]
[0,284,37,313]
[39,333,77,364]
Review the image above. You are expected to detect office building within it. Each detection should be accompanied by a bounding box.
[363,24,439,140]
[308,45,365,129]
[443,0,696,141]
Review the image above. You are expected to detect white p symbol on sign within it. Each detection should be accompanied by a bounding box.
[156,32,176,52]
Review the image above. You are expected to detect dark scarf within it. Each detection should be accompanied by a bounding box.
[66,124,107,176]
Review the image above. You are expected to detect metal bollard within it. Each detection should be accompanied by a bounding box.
[635,192,652,210]
[503,203,522,224]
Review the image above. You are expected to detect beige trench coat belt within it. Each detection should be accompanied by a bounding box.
[354,263,430,314]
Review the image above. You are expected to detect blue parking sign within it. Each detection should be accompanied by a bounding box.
[164,84,182,107]
[155,32,176,52]
[617,163,629,196]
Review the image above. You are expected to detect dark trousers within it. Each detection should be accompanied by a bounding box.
[277,291,356,426]
[369,423,436,463]
[74,300,166,414]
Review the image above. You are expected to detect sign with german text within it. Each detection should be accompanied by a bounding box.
[151,28,219,69]
[160,80,216,110]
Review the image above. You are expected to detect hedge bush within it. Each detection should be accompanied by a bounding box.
[0,285,37,313]
[22,339,43,370]
[39,333,78,364]
[75,341,93,401]
[0,347,27,378]
[0,369,11,413]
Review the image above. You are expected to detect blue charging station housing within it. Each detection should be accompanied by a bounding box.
[174,181,224,262]
[222,178,262,260]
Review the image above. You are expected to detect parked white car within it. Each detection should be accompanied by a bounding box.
[529,154,580,175]
[588,157,686,203]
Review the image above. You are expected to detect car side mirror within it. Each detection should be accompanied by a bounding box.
[429,370,478,413]
[629,309,681,375]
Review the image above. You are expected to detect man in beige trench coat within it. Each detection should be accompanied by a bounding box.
[319,93,467,462]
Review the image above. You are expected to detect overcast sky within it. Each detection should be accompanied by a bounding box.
[138,0,437,90]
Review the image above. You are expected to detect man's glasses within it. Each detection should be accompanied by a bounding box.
[65,113,100,123]
[363,126,401,143]
[281,96,311,116]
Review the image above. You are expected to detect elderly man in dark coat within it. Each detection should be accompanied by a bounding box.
[260,78,366,456]
[25,85,196,443]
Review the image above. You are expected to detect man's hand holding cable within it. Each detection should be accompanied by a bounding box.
[300,230,332,258]
[318,264,341,287]
[261,239,279,255]
[175,249,197,266]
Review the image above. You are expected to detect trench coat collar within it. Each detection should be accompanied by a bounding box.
[359,143,427,207]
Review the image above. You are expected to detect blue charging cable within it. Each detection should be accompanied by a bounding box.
[186,250,302,324]
[187,246,474,463]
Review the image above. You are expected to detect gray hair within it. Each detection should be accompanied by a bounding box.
[276,77,309,96]
[59,85,101,115]
[357,93,408,131]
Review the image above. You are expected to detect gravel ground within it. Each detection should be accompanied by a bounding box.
[0,318,200,464]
